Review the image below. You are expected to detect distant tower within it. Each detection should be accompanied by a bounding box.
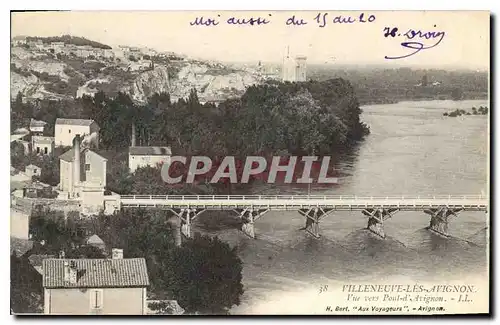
[282,46,296,82]
[295,56,307,82]
[282,47,307,82]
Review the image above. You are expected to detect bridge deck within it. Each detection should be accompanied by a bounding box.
[120,195,488,211]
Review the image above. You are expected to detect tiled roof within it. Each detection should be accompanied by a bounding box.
[43,258,150,288]
[129,146,172,156]
[55,118,96,126]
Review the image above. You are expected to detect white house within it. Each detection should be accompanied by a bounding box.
[29,119,47,135]
[129,147,172,173]
[32,136,55,156]
[55,118,99,147]
[42,257,149,315]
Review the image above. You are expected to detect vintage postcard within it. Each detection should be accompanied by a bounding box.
[10,10,490,315]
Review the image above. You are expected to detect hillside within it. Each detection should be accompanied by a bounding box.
[10,42,268,104]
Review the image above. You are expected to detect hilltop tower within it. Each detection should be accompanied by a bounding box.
[282,47,307,82]
[295,56,307,82]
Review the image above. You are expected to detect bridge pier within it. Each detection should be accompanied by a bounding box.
[362,208,398,239]
[424,207,462,237]
[298,208,335,238]
[235,208,269,238]
[168,208,205,244]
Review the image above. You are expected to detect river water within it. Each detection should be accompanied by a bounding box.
[194,99,489,314]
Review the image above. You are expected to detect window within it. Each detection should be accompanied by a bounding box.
[36,147,40,154]
[90,289,103,310]
[85,164,91,171]
[33,169,37,173]
[68,129,71,133]
[44,147,48,154]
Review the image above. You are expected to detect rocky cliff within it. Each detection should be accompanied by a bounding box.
[10,44,270,104]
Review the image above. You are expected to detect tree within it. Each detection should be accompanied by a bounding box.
[11,254,43,313]
[65,245,106,259]
[156,233,243,314]
[451,87,464,101]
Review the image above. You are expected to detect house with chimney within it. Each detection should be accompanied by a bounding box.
[42,254,150,315]
[128,124,172,173]
[59,135,107,214]
[55,118,99,148]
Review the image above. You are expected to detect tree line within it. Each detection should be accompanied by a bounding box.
[12,78,370,156]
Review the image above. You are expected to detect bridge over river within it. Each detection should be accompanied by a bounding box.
[119,195,488,242]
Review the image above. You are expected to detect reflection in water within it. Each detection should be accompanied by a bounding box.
[193,99,489,314]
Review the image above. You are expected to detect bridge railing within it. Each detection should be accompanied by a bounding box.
[120,194,488,201]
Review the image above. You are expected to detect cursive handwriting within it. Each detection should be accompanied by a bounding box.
[190,14,272,27]
[190,16,220,27]
[190,13,376,28]
[384,25,446,60]
[314,12,376,28]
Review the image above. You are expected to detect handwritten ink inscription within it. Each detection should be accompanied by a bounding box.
[384,25,446,59]
[189,12,376,28]
[190,14,272,27]
[314,12,376,28]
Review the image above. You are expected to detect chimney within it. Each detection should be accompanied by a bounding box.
[63,260,78,285]
[112,248,123,259]
[131,123,136,147]
[73,135,81,186]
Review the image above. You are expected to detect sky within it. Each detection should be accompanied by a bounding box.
[11,11,490,70]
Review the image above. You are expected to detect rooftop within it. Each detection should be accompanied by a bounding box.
[32,135,54,142]
[28,254,57,268]
[43,258,150,288]
[86,234,105,245]
[59,148,107,163]
[10,237,34,257]
[129,146,172,156]
[30,118,47,128]
[55,118,96,127]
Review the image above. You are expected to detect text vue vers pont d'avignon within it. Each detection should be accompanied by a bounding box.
[189,12,445,60]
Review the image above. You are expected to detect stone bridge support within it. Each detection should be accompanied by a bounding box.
[362,208,399,238]
[298,207,335,238]
[234,208,269,238]
[168,208,205,245]
[424,207,462,237]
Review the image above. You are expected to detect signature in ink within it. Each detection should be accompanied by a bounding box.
[384,25,445,60]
